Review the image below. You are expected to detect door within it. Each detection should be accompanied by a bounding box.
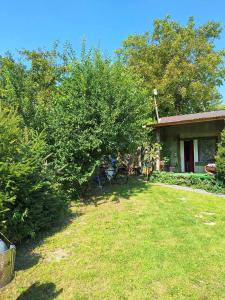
[184,140,194,172]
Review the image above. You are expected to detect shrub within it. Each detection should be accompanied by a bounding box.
[0,107,68,242]
[48,50,150,196]
[150,171,225,194]
[216,129,225,182]
[0,47,151,199]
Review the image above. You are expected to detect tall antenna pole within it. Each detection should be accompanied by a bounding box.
[153,89,160,123]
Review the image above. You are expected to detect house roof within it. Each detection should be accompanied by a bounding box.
[150,110,225,128]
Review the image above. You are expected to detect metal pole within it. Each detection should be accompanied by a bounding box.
[153,93,160,123]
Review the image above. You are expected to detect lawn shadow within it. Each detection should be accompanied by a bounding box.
[16,282,63,300]
[16,177,149,271]
[15,210,83,271]
[83,176,151,206]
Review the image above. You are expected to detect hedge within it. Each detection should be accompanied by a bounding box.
[150,171,225,194]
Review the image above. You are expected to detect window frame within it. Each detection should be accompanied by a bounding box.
[197,136,217,163]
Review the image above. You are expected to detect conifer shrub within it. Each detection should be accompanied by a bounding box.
[0,107,68,242]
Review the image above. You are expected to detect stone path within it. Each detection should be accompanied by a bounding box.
[151,183,225,198]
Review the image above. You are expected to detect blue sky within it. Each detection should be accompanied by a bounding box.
[0,0,225,99]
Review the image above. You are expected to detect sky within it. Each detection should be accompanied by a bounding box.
[0,0,225,99]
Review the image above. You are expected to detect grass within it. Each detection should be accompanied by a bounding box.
[2,179,225,299]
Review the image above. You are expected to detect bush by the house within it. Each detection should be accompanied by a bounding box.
[0,48,150,199]
[150,171,225,194]
[0,108,68,242]
[216,129,225,182]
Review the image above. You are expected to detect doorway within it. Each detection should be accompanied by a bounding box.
[184,140,194,172]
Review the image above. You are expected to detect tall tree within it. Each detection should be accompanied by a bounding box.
[117,17,225,116]
[0,45,151,197]
[0,45,66,130]
[49,49,150,194]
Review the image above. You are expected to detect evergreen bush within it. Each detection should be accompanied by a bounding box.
[0,107,68,242]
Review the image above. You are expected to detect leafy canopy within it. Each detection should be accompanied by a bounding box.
[49,49,150,194]
[0,45,66,130]
[117,16,225,116]
[0,45,151,197]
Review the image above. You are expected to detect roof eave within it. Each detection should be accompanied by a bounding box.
[147,116,225,128]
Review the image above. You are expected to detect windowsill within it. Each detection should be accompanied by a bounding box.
[195,161,215,166]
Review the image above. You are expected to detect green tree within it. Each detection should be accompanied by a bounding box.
[49,49,150,195]
[0,45,151,198]
[0,45,66,130]
[0,55,26,115]
[117,17,225,116]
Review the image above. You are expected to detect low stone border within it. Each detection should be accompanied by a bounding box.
[151,182,225,198]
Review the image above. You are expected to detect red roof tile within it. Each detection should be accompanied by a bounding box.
[152,110,225,127]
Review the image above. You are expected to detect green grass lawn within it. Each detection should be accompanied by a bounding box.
[2,179,225,299]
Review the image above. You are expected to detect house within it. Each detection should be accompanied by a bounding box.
[149,110,225,173]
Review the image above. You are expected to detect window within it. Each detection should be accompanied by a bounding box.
[198,137,217,163]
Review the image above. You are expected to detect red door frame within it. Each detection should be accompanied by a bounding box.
[184,140,194,172]
[189,140,194,172]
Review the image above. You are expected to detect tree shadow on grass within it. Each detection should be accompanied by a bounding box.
[15,177,149,271]
[15,210,83,271]
[84,176,151,206]
[16,282,63,300]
